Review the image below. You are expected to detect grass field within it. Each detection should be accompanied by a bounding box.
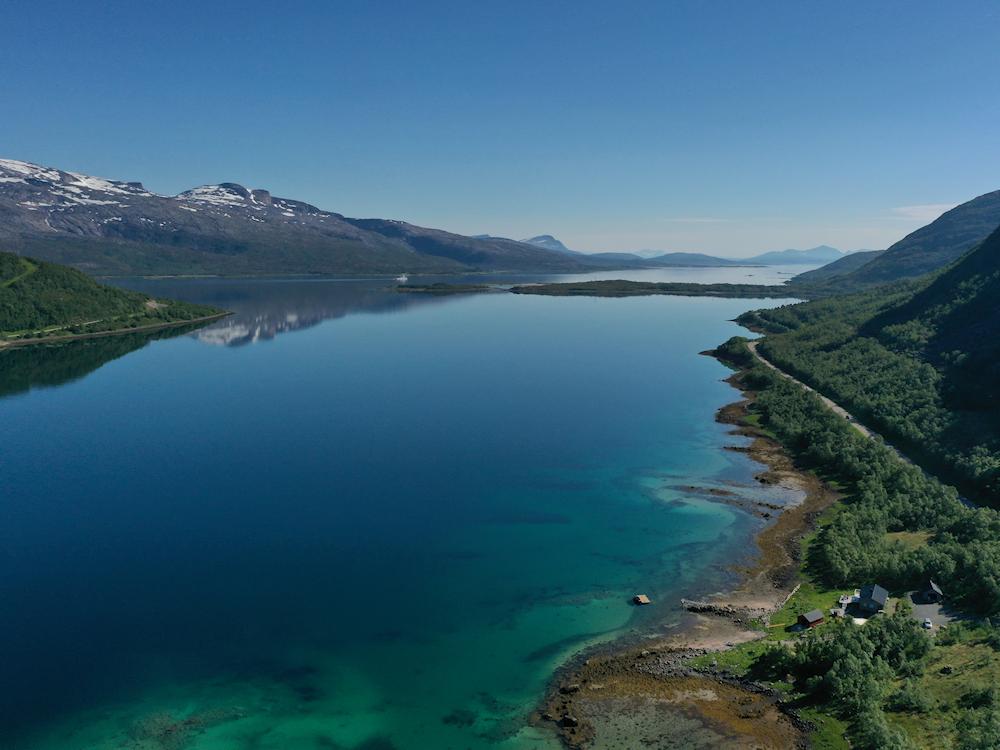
[886,625,1000,747]
[884,530,933,550]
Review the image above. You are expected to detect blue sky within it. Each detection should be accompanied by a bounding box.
[2,1,998,255]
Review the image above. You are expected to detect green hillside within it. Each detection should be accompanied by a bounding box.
[741,225,1000,502]
[712,335,1000,749]
[799,190,1000,292]
[791,248,884,284]
[711,226,1000,749]
[863,225,1000,405]
[0,251,222,342]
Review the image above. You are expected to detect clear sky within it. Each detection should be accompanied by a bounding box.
[2,1,998,256]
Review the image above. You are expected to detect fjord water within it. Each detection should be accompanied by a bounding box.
[0,272,801,749]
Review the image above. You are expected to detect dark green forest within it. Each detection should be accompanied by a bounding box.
[737,226,1000,504]
[716,334,1000,748]
[717,335,1000,613]
[0,251,220,339]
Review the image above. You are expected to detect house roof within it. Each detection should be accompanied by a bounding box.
[801,609,824,623]
[859,583,889,606]
[926,580,943,596]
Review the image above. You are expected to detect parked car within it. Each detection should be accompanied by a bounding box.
[923,618,933,629]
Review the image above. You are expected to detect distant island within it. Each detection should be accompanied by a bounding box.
[509,279,814,298]
[395,283,501,295]
[0,251,226,347]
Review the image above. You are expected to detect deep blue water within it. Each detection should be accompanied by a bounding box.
[0,271,802,749]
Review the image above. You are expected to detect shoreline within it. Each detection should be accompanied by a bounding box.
[534,353,840,748]
[0,312,230,350]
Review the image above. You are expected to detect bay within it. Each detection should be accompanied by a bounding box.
[0,266,807,749]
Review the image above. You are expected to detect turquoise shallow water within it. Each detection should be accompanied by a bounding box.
[0,277,799,749]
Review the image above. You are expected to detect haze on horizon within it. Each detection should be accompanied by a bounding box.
[2,1,998,257]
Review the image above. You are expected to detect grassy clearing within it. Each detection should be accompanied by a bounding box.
[886,633,1000,747]
[884,530,932,550]
[741,411,781,440]
[768,581,843,633]
[689,639,771,676]
[0,258,37,287]
[797,708,851,750]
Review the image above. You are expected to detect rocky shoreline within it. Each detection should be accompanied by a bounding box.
[532,355,840,749]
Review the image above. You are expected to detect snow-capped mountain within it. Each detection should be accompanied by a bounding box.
[0,158,588,276]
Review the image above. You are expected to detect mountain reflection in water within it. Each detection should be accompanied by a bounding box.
[110,265,810,347]
[110,276,476,346]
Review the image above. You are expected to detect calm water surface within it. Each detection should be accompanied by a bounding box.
[0,268,806,749]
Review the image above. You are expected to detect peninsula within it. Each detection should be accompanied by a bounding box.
[0,251,226,347]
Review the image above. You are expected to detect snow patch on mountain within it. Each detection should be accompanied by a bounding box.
[66,172,149,196]
[0,159,63,181]
[177,185,251,206]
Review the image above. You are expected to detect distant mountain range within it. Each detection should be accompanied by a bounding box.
[519,235,858,268]
[473,234,750,268]
[743,245,850,265]
[0,159,591,276]
[8,156,964,281]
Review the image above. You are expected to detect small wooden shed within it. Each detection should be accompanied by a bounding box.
[798,609,825,628]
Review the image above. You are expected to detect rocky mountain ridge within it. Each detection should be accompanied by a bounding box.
[0,158,588,276]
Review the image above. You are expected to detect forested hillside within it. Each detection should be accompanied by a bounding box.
[715,336,1000,748]
[740,225,1000,503]
[790,248,884,284]
[790,189,1000,292]
[0,251,220,341]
